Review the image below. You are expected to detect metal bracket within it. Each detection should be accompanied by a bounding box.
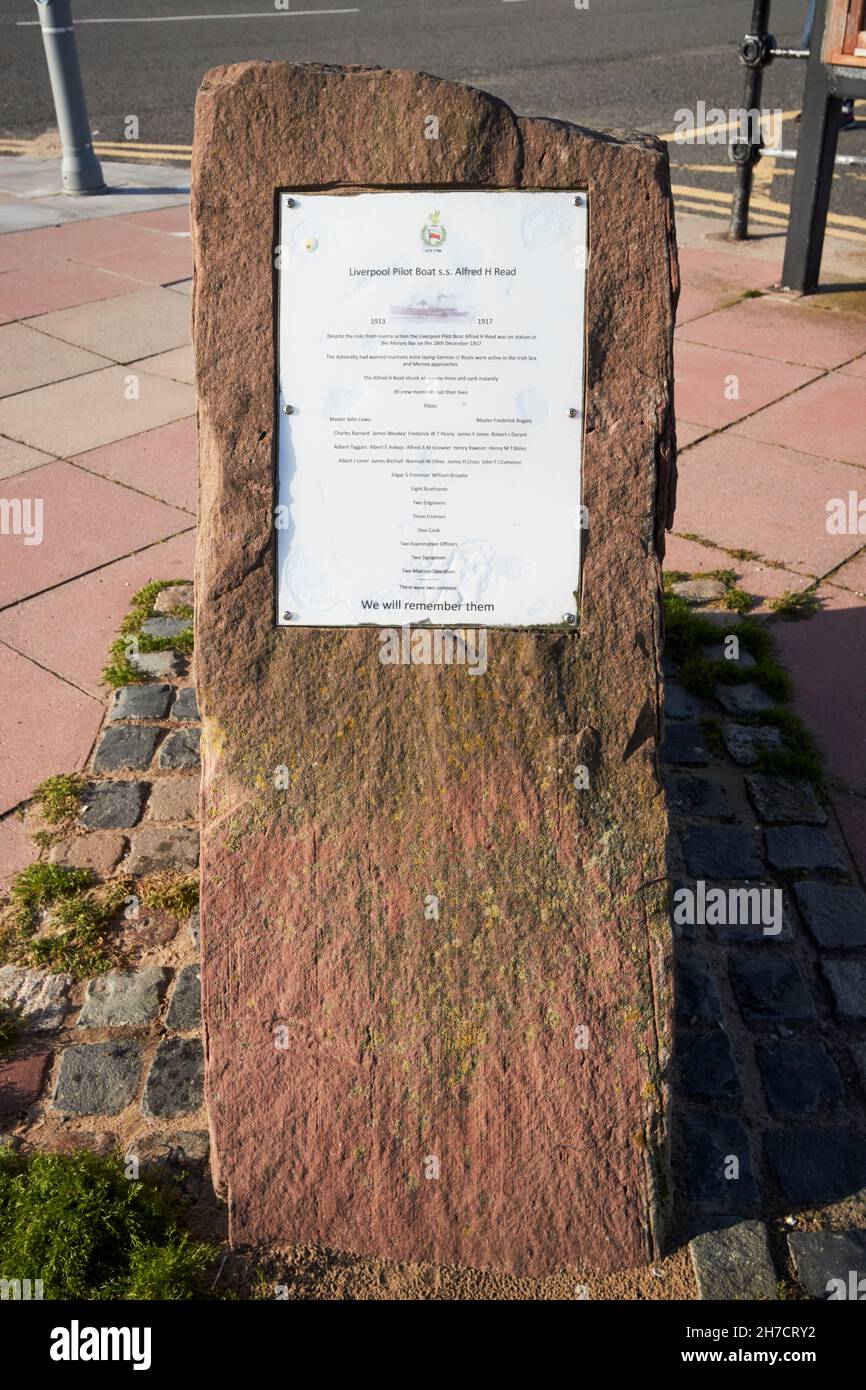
[739,31,775,68]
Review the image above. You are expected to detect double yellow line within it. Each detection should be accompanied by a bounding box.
[0,136,192,163]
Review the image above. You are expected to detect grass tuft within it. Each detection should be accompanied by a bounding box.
[768,589,820,621]
[140,871,199,921]
[0,1148,218,1300]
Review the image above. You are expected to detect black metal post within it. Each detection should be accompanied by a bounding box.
[729,0,774,240]
[781,0,840,292]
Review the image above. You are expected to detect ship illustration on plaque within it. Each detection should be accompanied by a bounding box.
[390,291,474,321]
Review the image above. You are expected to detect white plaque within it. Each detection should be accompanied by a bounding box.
[275,189,587,627]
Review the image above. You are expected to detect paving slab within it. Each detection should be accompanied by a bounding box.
[129,345,194,385]
[674,340,819,430]
[21,218,192,286]
[0,322,111,398]
[664,533,812,606]
[116,205,191,234]
[675,282,736,326]
[838,352,866,379]
[0,434,54,482]
[71,416,196,513]
[678,296,866,369]
[0,260,141,320]
[676,246,782,293]
[0,367,194,458]
[0,643,103,814]
[731,373,866,470]
[833,791,866,884]
[674,435,866,576]
[0,461,193,609]
[829,548,866,595]
[729,955,815,1022]
[0,529,194,698]
[30,286,192,363]
[774,585,866,792]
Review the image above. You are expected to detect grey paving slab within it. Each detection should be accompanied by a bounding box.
[0,322,111,398]
[0,434,55,481]
[0,200,79,232]
[0,366,194,456]
[30,287,192,363]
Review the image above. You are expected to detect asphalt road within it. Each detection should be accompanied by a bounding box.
[2,0,865,229]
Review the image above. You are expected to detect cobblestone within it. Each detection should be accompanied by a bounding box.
[679,1030,742,1104]
[676,956,723,1025]
[745,774,827,827]
[77,967,170,1029]
[165,965,200,1031]
[764,1127,866,1203]
[689,1221,777,1300]
[108,683,172,721]
[820,960,866,1021]
[665,774,731,819]
[79,779,148,830]
[754,1039,843,1116]
[728,956,815,1022]
[793,882,866,948]
[716,684,775,716]
[681,1113,759,1204]
[665,684,701,720]
[0,965,72,1030]
[680,826,764,880]
[93,725,161,773]
[49,832,126,875]
[764,827,847,875]
[158,728,201,770]
[53,1041,142,1115]
[0,1051,52,1119]
[124,825,199,873]
[722,724,783,767]
[146,777,198,822]
[661,723,710,767]
[171,687,200,722]
[788,1231,866,1299]
[142,1037,204,1118]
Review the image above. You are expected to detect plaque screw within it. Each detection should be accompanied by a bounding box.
[568,407,578,418]
[563,613,577,625]
[284,404,295,414]
[286,197,297,208]
[282,612,293,621]
[574,195,583,206]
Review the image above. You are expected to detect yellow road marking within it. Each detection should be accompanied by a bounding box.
[659,108,800,143]
[671,182,866,233]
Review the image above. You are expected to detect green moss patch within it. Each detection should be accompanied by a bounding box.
[1,863,128,977]
[0,1148,219,1300]
[102,579,194,687]
[664,587,822,783]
